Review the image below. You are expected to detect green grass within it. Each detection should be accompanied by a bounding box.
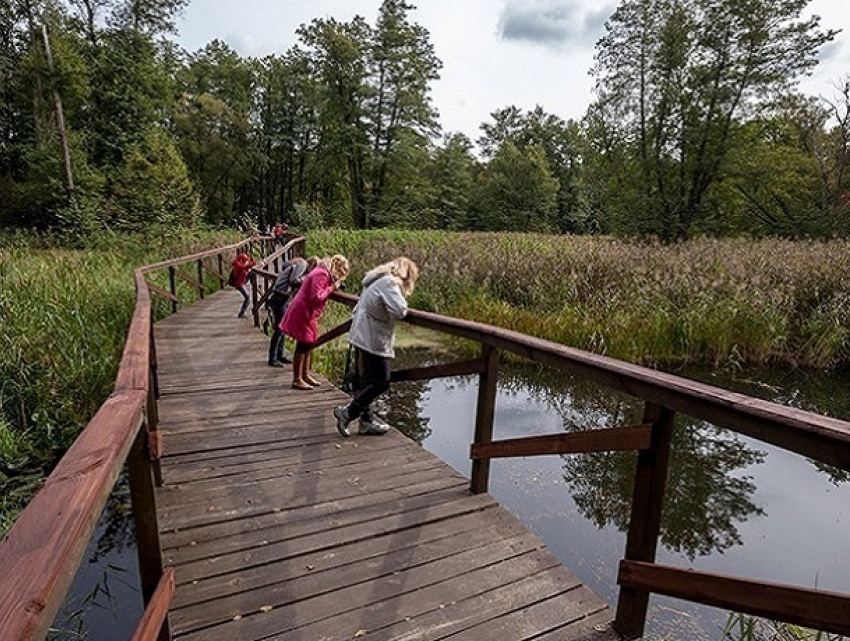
[0,226,240,533]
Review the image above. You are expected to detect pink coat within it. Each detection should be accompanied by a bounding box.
[280,264,335,343]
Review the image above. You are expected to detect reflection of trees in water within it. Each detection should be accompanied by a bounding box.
[382,348,437,444]
[89,471,135,563]
[497,362,766,560]
[678,365,850,487]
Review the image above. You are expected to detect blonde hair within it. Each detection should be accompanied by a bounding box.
[366,256,419,296]
[323,254,350,281]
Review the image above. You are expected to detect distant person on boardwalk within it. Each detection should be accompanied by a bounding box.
[229,251,256,318]
[267,255,318,367]
[333,257,419,437]
[272,222,288,247]
[281,254,350,390]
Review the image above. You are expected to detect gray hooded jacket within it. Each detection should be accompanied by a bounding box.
[348,272,408,358]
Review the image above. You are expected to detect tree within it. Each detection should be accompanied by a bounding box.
[298,15,370,228]
[479,105,583,232]
[363,0,441,228]
[589,0,837,240]
[423,132,476,229]
[471,141,559,231]
[109,0,189,35]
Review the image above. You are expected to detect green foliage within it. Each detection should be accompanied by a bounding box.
[0,227,240,533]
[107,127,199,228]
[471,141,559,231]
[588,0,837,241]
[307,230,850,369]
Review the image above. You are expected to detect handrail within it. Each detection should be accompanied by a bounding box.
[2,235,848,640]
[326,288,850,638]
[0,235,276,641]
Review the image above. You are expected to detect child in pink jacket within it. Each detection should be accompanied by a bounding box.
[281,254,349,389]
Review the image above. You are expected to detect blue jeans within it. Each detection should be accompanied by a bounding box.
[237,285,250,316]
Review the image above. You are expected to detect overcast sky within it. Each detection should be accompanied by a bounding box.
[174,0,850,142]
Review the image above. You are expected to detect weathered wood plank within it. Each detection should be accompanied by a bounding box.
[152,291,614,640]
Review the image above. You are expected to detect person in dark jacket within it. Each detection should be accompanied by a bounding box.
[229,252,256,318]
[267,255,318,366]
[333,257,419,436]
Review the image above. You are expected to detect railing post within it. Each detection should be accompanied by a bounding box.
[470,343,499,494]
[167,266,178,314]
[127,422,170,641]
[217,253,225,289]
[251,271,260,327]
[614,401,676,639]
[197,258,205,300]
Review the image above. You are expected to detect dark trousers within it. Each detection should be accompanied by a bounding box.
[268,293,289,363]
[237,285,250,316]
[347,349,391,421]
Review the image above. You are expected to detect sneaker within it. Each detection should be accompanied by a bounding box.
[268,360,284,368]
[359,417,390,435]
[334,405,352,438]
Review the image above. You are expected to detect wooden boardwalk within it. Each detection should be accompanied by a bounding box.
[153,289,617,640]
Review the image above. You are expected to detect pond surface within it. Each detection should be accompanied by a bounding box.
[53,350,850,640]
[379,349,850,640]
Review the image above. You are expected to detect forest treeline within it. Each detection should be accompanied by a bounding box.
[1,0,849,240]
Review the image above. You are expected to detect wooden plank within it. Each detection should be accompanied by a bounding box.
[175,542,555,639]
[145,280,179,302]
[131,567,174,641]
[357,565,583,641]
[619,560,850,636]
[391,357,485,382]
[174,270,204,291]
[470,424,653,460]
[149,290,613,640]
[169,501,523,617]
[312,318,353,348]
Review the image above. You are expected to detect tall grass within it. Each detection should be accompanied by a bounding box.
[0,226,240,533]
[308,231,850,370]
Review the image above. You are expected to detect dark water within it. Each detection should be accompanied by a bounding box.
[379,350,850,640]
[49,474,143,640]
[53,352,850,640]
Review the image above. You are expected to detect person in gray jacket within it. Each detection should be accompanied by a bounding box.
[268,255,318,366]
[334,257,419,437]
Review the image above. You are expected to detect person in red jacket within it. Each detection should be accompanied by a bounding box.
[229,252,256,318]
[281,254,349,390]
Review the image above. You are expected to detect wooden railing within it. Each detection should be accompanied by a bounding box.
[321,290,850,639]
[0,235,284,641]
[2,236,848,640]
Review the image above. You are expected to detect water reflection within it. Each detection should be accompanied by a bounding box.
[379,348,850,639]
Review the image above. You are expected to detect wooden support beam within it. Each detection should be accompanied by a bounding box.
[130,567,174,641]
[200,261,224,281]
[470,424,653,460]
[471,344,499,494]
[618,561,850,637]
[174,270,203,292]
[144,281,178,303]
[615,403,676,639]
[391,358,485,383]
[312,319,353,349]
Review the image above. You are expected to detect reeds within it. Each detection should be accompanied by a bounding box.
[308,231,850,370]
[0,227,239,532]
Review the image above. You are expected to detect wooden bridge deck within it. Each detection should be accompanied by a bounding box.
[153,290,617,640]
